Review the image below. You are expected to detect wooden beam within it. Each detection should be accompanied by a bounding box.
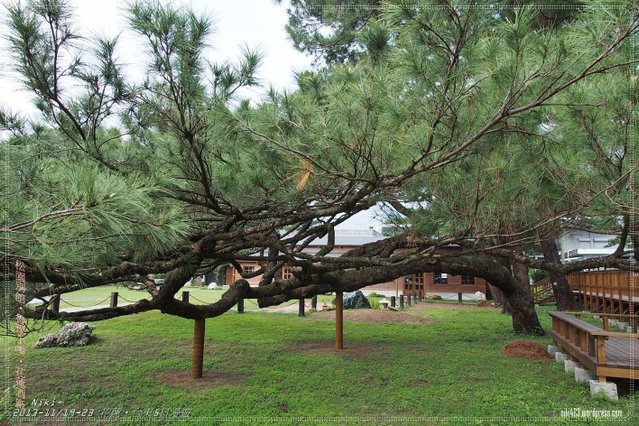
[335,290,343,350]
[596,366,637,380]
[191,318,205,378]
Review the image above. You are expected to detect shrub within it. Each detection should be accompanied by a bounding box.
[370,300,381,310]
[530,269,549,283]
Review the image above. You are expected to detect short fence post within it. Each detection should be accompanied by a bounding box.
[311,296,317,309]
[399,295,404,308]
[51,294,60,315]
[417,293,422,303]
[299,299,305,317]
[407,294,412,306]
[237,297,244,313]
[182,291,190,303]
[458,292,463,304]
[110,292,118,308]
[390,296,396,307]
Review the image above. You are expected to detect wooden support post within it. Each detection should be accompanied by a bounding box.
[617,286,623,320]
[407,294,411,306]
[602,317,609,331]
[390,296,396,307]
[335,290,343,350]
[298,299,305,317]
[580,331,587,352]
[399,295,404,309]
[311,296,317,310]
[182,291,190,303]
[596,336,606,367]
[458,292,463,304]
[110,292,118,308]
[51,294,60,315]
[237,297,244,313]
[191,318,205,379]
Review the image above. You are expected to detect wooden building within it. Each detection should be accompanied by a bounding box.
[222,230,488,297]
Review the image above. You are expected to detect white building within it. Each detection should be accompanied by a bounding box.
[557,229,619,262]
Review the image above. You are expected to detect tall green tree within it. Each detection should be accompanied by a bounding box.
[3,1,637,349]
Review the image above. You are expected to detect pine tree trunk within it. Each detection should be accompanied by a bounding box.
[488,283,512,314]
[492,248,515,315]
[540,235,580,311]
[505,286,544,335]
[508,246,543,334]
[499,244,543,334]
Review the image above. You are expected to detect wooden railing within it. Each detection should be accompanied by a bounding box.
[550,311,639,381]
[531,276,553,304]
[568,270,637,297]
[568,270,638,317]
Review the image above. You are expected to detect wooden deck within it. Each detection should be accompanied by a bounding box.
[550,311,639,382]
[532,270,638,318]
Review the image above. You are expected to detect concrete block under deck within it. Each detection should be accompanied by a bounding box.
[574,367,597,383]
[547,345,560,357]
[589,380,618,401]
[564,360,580,373]
[555,352,570,363]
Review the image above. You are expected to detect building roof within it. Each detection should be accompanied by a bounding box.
[308,229,387,247]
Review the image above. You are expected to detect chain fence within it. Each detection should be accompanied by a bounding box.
[59,295,112,309]
[118,295,142,303]
[187,294,211,304]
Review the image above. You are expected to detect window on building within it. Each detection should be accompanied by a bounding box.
[415,273,425,290]
[461,275,475,285]
[243,265,255,275]
[282,267,292,280]
[404,275,413,290]
[434,273,448,284]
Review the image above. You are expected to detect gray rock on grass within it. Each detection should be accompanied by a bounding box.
[343,291,371,309]
[36,322,95,348]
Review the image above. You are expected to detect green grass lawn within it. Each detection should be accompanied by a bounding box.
[3,303,636,425]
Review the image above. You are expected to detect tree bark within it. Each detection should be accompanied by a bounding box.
[540,235,580,311]
[504,286,544,335]
[488,283,512,314]
[505,247,543,334]
[492,251,514,315]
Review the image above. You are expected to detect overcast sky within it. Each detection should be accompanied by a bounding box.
[0,0,314,116]
[0,0,385,230]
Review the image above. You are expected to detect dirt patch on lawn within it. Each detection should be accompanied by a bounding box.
[286,341,390,359]
[159,370,246,388]
[502,339,551,361]
[312,309,433,324]
[410,302,478,311]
